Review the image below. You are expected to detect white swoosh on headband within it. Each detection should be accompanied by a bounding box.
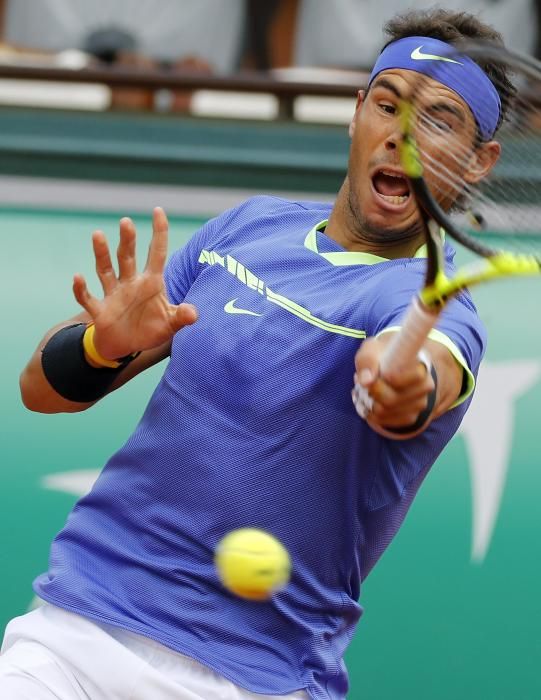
[411,46,462,64]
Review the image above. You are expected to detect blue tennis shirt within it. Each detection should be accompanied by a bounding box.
[34,196,486,699]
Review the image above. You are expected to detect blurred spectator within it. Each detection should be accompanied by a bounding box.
[0,0,245,110]
[241,0,299,70]
[534,0,541,58]
[294,0,539,69]
[3,0,244,71]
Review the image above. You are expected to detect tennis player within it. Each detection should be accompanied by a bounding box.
[0,8,510,700]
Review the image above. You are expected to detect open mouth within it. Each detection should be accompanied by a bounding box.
[371,168,410,207]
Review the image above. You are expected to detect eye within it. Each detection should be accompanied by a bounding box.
[379,102,396,115]
[419,112,452,134]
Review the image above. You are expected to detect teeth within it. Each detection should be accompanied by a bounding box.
[379,194,408,204]
[374,170,409,203]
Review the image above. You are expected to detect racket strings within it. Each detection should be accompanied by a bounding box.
[414,132,475,196]
[409,55,541,259]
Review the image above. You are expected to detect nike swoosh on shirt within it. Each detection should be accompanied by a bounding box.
[411,46,462,64]
[224,298,262,317]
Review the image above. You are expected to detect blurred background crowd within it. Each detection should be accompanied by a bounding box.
[0,0,539,114]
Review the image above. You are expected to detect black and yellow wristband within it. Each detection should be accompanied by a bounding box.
[41,323,138,402]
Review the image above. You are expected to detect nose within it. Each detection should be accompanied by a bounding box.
[384,133,398,151]
[384,118,403,151]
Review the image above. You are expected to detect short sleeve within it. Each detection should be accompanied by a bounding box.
[369,263,487,406]
[164,204,245,304]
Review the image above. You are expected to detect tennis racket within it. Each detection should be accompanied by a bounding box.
[353,40,541,421]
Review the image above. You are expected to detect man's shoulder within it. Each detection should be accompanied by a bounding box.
[233,194,333,220]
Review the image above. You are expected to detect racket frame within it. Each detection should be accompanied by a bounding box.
[353,41,541,425]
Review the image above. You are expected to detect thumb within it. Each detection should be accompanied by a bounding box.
[172,303,198,331]
[354,338,382,387]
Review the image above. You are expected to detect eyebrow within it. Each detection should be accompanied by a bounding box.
[425,102,466,124]
[372,76,467,124]
[370,77,403,99]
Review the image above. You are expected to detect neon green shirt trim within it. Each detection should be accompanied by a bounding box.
[304,220,435,264]
[198,248,366,339]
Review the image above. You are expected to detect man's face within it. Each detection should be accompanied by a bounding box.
[346,68,498,244]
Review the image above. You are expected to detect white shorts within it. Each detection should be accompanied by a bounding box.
[0,603,309,700]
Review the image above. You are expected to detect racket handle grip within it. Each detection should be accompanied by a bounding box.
[380,297,440,376]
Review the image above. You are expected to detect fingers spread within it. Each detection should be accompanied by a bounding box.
[92,230,117,295]
[146,207,169,275]
[117,218,137,281]
[72,273,100,317]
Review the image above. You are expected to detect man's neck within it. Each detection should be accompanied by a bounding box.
[325,182,425,259]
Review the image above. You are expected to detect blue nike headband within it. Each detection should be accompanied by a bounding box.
[368,36,501,140]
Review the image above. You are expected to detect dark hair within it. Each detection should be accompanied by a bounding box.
[382,8,516,128]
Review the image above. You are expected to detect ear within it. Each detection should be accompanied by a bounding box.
[348,90,366,138]
[463,140,501,185]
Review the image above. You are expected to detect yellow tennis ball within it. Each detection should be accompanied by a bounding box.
[215,528,291,601]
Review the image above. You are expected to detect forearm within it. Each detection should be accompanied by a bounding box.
[20,209,197,414]
[20,313,96,414]
[20,314,171,414]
